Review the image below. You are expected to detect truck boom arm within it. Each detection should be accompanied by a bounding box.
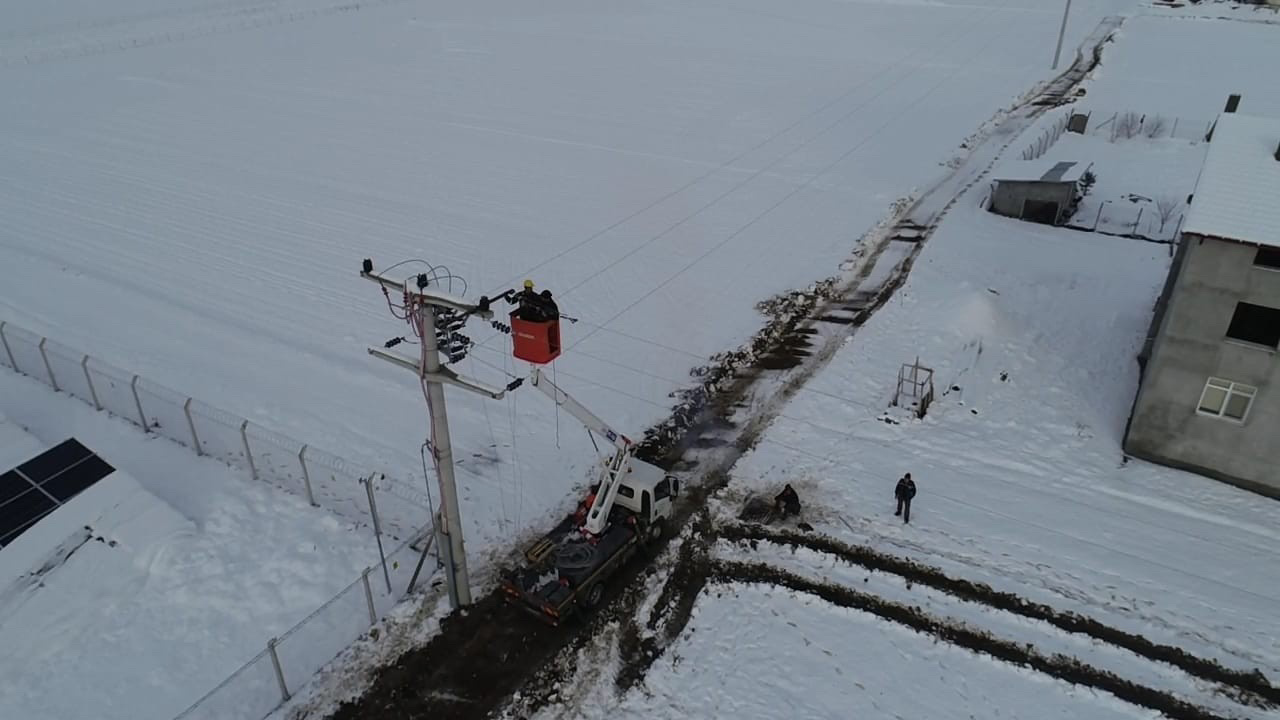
[527,367,634,536]
[529,368,631,451]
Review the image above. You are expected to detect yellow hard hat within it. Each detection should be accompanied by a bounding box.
[523,279,534,289]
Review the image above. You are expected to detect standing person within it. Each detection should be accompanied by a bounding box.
[894,473,917,524]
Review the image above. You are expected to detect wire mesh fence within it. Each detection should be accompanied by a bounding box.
[1067,198,1185,243]
[1019,110,1071,161]
[0,319,442,720]
[173,534,435,720]
[1078,109,1214,144]
[0,319,431,541]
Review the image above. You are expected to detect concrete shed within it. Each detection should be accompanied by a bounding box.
[988,159,1089,225]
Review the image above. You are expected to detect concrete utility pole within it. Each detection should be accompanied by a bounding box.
[1051,0,1074,70]
[360,261,507,609]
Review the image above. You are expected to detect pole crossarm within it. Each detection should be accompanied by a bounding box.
[359,269,495,320]
[366,347,507,400]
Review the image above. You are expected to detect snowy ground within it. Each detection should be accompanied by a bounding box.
[609,583,1159,720]
[0,371,377,720]
[0,0,1137,569]
[3,1,1277,718]
[719,198,1280,681]
[996,129,1207,240]
[527,13,1280,720]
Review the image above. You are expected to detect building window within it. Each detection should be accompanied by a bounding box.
[1225,302,1280,349]
[1256,246,1280,270]
[1197,377,1256,422]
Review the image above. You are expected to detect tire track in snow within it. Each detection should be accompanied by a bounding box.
[716,524,1280,713]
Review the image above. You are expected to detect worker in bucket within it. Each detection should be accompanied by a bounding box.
[510,279,560,322]
[511,279,547,321]
[774,483,801,519]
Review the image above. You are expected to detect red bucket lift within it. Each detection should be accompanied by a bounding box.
[511,313,561,364]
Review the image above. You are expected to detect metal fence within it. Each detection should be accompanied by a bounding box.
[174,533,436,720]
[0,319,431,540]
[1078,109,1214,143]
[1018,108,1212,162]
[1068,197,1185,243]
[1019,109,1071,161]
[0,319,441,720]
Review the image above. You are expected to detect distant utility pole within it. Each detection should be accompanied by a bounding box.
[1051,0,1074,70]
[360,260,508,609]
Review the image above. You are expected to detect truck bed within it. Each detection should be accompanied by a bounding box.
[502,518,638,624]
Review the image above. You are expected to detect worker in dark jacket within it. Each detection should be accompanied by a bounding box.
[775,483,801,519]
[512,280,550,321]
[894,473,917,524]
[539,289,559,320]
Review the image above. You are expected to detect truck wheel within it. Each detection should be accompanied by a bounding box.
[648,519,666,543]
[582,582,605,609]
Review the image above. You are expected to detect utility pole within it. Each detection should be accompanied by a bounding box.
[360,260,508,609]
[1051,0,1074,70]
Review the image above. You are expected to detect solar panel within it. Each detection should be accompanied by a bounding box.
[0,439,114,548]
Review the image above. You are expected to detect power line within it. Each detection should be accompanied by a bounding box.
[468,0,1011,358]
[562,4,1025,356]
[479,4,981,302]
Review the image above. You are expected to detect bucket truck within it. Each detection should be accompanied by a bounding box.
[500,368,679,624]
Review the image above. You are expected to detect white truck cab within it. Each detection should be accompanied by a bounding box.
[613,458,679,538]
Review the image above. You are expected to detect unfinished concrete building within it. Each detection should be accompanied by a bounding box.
[1125,112,1280,496]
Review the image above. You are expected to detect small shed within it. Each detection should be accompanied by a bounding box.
[989,159,1090,225]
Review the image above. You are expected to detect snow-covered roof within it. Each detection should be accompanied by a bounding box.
[994,158,1090,184]
[1183,113,1280,247]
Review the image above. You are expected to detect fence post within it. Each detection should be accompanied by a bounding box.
[81,355,101,410]
[184,398,203,456]
[298,445,317,506]
[0,322,17,371]
[130,375,149,431]
[38,338,59,390]
[267,637,290,702]
[241,420,258,481]
[365,476,392,593]
[362,567,377,625]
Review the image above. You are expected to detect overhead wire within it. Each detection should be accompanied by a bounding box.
[461,11,981,361]
[562,2,1020,357]
[471,352,511,533]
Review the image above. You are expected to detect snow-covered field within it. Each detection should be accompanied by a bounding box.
[715,10,1280,677]
[611,583,1159,720]
[0,0,1136,567]
[528,12,1280,720]
[0,370,377,720]
[4,1,1279,718]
